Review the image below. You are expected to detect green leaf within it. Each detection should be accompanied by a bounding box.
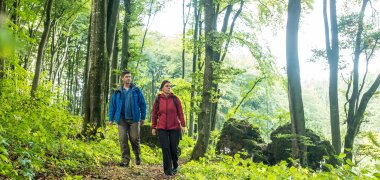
[0,154,8,162]
[345,159,355,166]
[373,173,380,178]
[376,164,380,171]
[338,153,346,159]
[0,147,8,155]
[324,164,334,171]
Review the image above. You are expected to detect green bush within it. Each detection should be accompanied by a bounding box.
[179,153,380,179]
[0,67,122,178]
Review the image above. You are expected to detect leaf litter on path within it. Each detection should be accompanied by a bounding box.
[83,162,180,180]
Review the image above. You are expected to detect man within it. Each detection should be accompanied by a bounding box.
[109,70,146,167]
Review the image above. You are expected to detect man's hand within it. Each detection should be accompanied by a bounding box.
[152,129,157,136]
[140,120,144,125]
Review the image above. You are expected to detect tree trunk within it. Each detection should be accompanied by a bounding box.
[344,0,370,160]
[106,0,119,58]
[0,0,5,80]
[23,25,39,71]
[182,0,191,79]
[82,0,108,139]
[210,89,219,131]
[121,0,131,70]
[11,0,19,26]
[31,0,54,97]
[220,0,243,62]
[197,13,203,71]
[82,12,93,116]
[48,21,59,82]
[346,0,368,128]
[105,0,120,117]
[73,44,80,115]
[52,35,70,91]
[286,0,307,167]
[110,29,119,91]
[66,47,73,103]
[0,0,5,12]
[135,0,154,73]
[0,30,3,78]
[189,0,201,137]
[208,3,232,132]
[209,0,243,132]
[323,0,341,154]
[149,70,155,121]
[344,74,380,160]
[0,57,4,79]
[191,0,215,160]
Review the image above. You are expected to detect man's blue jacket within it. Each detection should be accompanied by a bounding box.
[109,84,146,124]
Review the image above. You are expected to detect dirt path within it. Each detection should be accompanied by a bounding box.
[83,162,180,180]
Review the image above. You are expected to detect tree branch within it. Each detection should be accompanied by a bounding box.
[353,74,380,136]
[220,0,244,62]
[233,76,265,114]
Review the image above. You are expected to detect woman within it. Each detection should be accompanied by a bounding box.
[151,80,186,177]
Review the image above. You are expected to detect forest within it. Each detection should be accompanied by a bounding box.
[0,0,379,179]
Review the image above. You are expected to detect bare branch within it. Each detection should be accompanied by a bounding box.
[221,0,244,62]
[233,76,265,114]
[344,72,353,119]
[357,38,379,107]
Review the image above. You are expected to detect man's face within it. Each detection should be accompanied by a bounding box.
[122,73,131,85]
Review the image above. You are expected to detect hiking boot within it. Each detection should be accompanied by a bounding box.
[119,161,129,167]
[164,172,173,178]
[136,157,141,165]
[172,167,178,175]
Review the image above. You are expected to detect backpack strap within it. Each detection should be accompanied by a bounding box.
[171,95,179,115]
[172,95,183,140]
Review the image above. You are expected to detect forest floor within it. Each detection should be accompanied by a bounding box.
[82,161,183,180]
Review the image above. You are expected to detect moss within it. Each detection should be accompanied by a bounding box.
[267,123,338,170]
[216,118,265,162]
[140,125,160,147]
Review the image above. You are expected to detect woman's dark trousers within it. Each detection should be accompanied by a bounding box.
[158,129,180,175]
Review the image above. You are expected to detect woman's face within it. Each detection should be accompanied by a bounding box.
[162,82,171,94]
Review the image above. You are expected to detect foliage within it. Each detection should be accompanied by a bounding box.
[179,153,380,179]
[1,0,380,178]
[1,59,379,179]
[225,74,290,140]
[0,18,17,58]
[353,132,380,163]
[179,135,196,160]
[0,67,115,178]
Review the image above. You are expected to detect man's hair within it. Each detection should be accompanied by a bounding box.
[120,70,131,77]
[159,80,170,91]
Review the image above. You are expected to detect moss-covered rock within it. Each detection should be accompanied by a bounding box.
[140,125,160,147]
[267,123,338,170]
[216,118,266,162]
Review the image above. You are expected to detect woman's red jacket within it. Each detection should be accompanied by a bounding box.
[151,93,185,130]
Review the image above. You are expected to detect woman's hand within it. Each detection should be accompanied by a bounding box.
[152,129,157,136]
[181,126,186,135]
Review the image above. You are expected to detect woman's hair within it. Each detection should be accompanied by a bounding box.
[159,80,170,91]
